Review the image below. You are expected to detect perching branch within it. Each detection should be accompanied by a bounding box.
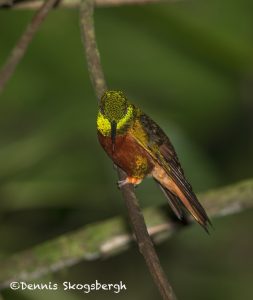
[80,0,107,99]
[0,0,59,95]
[0,178,252,290]
[80,1,176,300]
[1,0,178,10]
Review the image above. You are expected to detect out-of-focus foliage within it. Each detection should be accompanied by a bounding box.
[0,0,252,299]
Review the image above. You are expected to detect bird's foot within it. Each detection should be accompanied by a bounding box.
[117,177,142,188]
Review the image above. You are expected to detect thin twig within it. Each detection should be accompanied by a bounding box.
[0,0,13,6]
[1,0,178,10]
[0,0,59,95]
[80,0,107,98]
[0,178,252,290]
[80,1,176,299]
[118,170,177,300]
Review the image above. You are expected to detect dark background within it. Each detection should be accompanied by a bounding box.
[0,0,253,299]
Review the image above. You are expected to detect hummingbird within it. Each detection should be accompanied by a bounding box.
[97,90,211,231]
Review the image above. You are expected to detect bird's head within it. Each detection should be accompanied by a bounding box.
[98,90,134,152]
[100,90,130,122]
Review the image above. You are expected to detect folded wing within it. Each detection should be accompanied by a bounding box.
[132,112,211,231]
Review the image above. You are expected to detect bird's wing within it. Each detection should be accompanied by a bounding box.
[131,112,210,230]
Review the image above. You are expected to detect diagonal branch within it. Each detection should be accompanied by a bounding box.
[0,0,59,95]
[80,0,107,98]
[80,1,176,299]
[0,178,252,290]
[1,0,178,10]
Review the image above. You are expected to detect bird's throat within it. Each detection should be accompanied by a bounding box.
[97,105,134,136]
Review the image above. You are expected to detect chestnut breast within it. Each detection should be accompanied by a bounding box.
[98,131,154,178]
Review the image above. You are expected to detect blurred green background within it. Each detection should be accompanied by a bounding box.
[0,0,253,299]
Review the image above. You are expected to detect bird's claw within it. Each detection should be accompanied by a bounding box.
[117,179,128,189]
[117,177,142,189]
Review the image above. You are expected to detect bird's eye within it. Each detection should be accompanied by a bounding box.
[124,105,128,115]
[100,105,105,114]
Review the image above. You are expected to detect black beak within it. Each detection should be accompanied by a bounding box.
[111,120,117,153]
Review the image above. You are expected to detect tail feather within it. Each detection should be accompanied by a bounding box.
[152,164,211,232]
[154,177,211,232]
[157,182,184,220]
[158,183,212,234]
[172,183,211,231]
